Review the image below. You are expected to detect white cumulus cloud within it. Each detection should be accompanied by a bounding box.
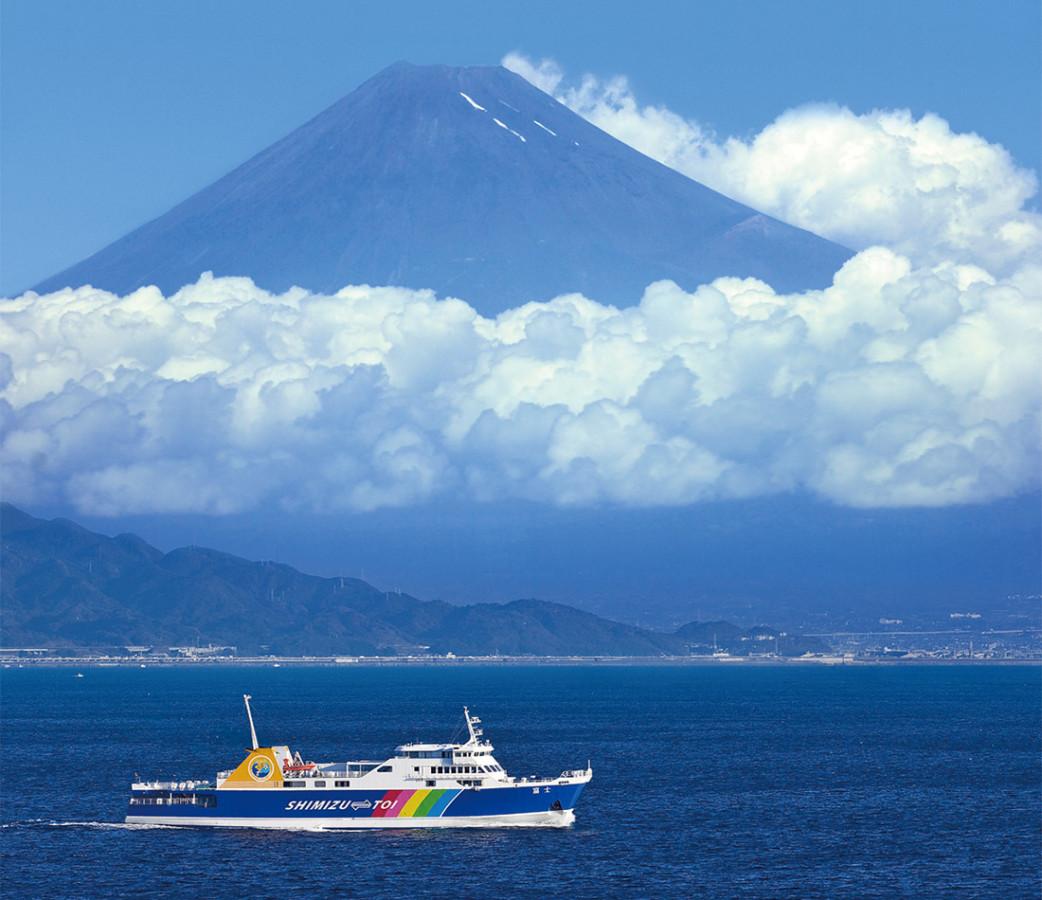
[1,254,1038,516]
[504,53,1042,275]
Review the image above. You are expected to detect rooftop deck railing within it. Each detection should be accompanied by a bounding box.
[132,780,214,791]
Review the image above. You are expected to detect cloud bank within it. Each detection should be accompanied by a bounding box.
[2,251,1038,516]
[503,53,1042,275]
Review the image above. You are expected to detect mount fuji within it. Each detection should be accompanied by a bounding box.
[34,62,851,312]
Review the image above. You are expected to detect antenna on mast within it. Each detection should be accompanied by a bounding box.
[243,694,259,750]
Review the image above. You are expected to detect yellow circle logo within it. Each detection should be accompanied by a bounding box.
[248,755,273,781]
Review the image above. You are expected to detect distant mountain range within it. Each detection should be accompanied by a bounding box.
[0,504,825,656]
[32,62,851,311]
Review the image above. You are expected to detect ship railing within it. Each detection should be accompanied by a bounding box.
[132,780,214,791]
[511,771,587,785]
[315,762,383,778]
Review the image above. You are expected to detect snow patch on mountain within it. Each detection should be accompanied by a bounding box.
[458,91,486,111]
[492,117,526,142]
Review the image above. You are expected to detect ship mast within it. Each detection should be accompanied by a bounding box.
[243,694,259,750]
[463,706,483,744]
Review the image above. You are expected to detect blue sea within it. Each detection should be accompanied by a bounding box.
[1,665,1039,898]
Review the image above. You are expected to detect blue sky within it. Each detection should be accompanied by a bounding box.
[2,0,1039,294]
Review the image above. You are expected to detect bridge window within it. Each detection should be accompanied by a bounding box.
[377,766,392,772]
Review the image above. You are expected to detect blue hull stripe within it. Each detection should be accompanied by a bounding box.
[128,783,586,822]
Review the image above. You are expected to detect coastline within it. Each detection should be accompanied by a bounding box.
[3,654,1038,668]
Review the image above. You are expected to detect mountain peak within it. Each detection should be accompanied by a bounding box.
[364,60,528,84]
[33,62,851,309]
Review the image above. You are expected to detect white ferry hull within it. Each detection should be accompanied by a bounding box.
[126,700,591,831]
[125,809,576,829]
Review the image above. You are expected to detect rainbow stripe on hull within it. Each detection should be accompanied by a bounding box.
[369,788,458,818]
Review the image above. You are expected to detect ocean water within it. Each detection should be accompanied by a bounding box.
[1,665,1038,898]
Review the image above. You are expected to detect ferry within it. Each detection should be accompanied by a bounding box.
[126,696,591,828]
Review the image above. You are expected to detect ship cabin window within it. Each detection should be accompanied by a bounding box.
[314,780,326,787]
[130,792,215,807]
[335,780,350,787]
[377,765,392,772]
[284,781,305,788]
[427,780,436,787]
